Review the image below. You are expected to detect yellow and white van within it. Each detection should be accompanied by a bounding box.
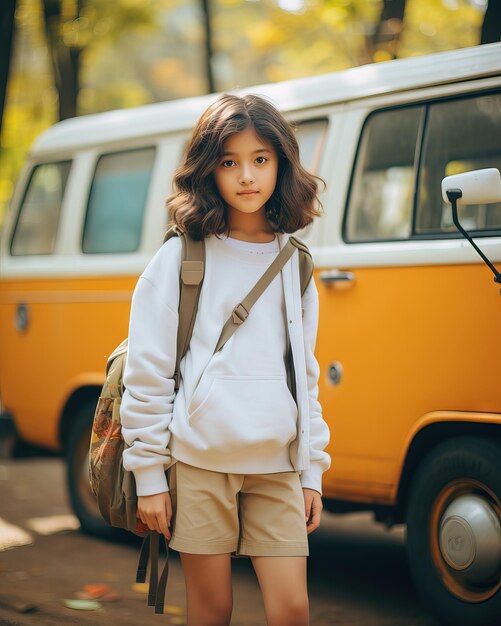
[1,42,500,626]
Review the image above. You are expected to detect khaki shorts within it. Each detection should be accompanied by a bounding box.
[167,460,309,557]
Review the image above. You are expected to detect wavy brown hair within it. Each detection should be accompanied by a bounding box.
[167,93,325,240]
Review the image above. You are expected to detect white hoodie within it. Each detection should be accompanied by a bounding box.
[121,232,331,496]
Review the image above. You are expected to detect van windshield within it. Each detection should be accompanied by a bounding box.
[10,161,72,256]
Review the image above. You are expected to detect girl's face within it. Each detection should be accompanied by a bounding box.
[213,126,278,218]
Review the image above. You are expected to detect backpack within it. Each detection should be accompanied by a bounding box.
[88,225,313,613]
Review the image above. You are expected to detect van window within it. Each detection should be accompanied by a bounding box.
[295,119,328,173]
[345,106,423,242]
[416,92,501,235]
[82,147,156,253]
[292,119,328,241]
[10,161,71,255]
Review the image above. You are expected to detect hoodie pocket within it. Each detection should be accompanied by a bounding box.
[188,375,297,451]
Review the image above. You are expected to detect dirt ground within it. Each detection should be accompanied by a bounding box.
[0,457,439,625]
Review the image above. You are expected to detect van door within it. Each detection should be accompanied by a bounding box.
[318,89,501,503]
[0,159,73,446]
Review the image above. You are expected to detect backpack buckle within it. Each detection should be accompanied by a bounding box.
[181,260,204,285]
[232,303,248,325]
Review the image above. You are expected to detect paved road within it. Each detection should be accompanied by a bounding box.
[0,457,440,625]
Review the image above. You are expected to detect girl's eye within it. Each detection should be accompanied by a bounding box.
[256,156,268,164]
[221,160,235,168]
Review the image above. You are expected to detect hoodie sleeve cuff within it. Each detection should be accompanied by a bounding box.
[299,465,324,495]
[133,465,169,496]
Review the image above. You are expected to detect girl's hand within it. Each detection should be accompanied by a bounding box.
[302,488,323,534]
[137,492,172,539]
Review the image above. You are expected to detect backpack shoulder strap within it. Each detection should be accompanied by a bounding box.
[103,337,129,399]
[214,238,297,354]
[163,224,180,244]
[289,235,314,297]
[163,226,205,390]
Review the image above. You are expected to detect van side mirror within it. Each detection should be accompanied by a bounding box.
[441,168,501,287]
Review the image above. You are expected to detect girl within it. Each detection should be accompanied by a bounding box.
[121,93,331,626]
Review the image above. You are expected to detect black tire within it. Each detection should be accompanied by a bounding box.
[406,436,501,626]
[65,401,130,541]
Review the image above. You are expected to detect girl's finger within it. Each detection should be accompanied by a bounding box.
[308,505,322,532]
[145,514,158,534]
[154,516,164,535]
[157,512,170,538]
[312,506,322,525]
[165,516,172,537]
[306,515,320,534]
[304,498,312,521]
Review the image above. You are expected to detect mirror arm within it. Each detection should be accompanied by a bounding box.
[447,188,501,285]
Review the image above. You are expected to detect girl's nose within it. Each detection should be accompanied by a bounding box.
[239,166,255,184]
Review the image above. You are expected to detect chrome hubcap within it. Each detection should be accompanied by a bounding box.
[439,495,501,584]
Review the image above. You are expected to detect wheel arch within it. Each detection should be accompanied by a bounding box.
[59,385,101,450]
[395,415,501,524]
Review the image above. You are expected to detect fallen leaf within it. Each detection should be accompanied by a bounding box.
[132,582,149,594]
[83,584,111,598]
[64,599,102,611]
[165,605,185,615]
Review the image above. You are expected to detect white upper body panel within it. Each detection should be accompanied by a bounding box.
[31,43,501,157]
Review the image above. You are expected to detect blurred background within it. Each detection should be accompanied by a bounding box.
[0,0,499,225]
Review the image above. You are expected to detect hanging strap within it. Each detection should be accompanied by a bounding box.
[135,531,170,614]
[154,537,170,614]
[214,238,297,353]
[135,532,158,607]
[135,533,150,584]
[147,531,159,606]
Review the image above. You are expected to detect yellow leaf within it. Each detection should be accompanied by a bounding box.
[165,605,185,615]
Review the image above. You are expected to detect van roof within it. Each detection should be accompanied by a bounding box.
[33,42,501,155]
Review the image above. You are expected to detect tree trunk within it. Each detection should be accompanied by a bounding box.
[201,0,215,94]
[41,0,82,121]
[0,0,17,140]
[481,0,501,45]
[369,0,407,61]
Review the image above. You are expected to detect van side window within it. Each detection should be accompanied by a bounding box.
[82,147,156,253]
[10,161,71,256]
[345,106,422,242]
[295,119,328,173]
[293,119,328,241]
[416,92,501,235]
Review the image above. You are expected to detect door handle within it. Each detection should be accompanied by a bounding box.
[318,269,355,284]
[15,302,29,332]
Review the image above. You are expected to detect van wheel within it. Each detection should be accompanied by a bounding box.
[406,437,501,626]
[65,402,129,541]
